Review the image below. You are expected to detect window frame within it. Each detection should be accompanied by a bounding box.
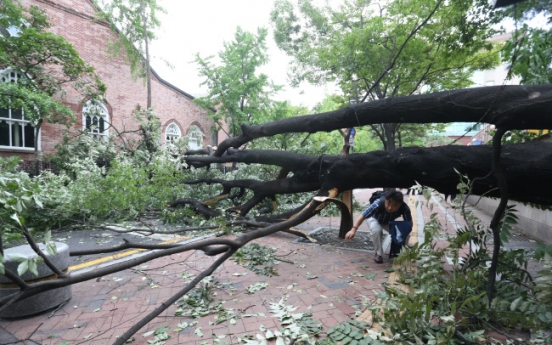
[187,125,204,150]
[82,99,110,138]
[165,122,182,144]
[0,68,40,151]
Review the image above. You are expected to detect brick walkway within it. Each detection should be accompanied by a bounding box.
[0,189,545,345]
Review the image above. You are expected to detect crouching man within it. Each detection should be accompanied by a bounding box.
[345,190,412,263]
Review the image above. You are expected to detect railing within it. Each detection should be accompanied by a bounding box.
[16,161,59,176]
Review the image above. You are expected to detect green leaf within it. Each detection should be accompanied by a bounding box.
[44,230,51,244]
[8,253,28,262]
[46,241,57,255]
[28,258,39,276]
[10,213,22,226]
[510,296,523,311]
[17,260,29,276]
[33,195,43,208]
[154,326,170,335]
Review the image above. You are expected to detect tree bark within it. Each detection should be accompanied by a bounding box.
[188,141,552,208]
[215,85,552,156]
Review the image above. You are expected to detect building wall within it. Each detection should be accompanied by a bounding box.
[447,135,472,146]
[471,33,521,88]
[1,0,214,160]
[465,195,552,243]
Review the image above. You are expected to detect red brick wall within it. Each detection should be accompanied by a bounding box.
[2,0,215,160]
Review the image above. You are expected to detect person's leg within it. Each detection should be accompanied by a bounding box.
[368,218,387,263]
[368,217,383,255]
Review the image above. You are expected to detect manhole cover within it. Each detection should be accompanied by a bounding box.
[295,227,382,252]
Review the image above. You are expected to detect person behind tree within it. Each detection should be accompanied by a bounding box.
[345,190,412,263]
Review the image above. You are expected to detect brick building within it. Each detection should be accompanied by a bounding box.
[0,0,217,161]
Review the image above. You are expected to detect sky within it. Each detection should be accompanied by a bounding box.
[150,0,338,109]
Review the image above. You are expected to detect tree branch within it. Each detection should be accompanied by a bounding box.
[22,226,66,278]
[214,85,552,156]
[487,127,509,304]
[360,0,445,102]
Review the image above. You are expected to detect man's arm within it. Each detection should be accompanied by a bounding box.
[345,200,380,240]
[345,214,366,240]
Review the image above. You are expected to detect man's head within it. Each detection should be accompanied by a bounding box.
[384,190,404,213]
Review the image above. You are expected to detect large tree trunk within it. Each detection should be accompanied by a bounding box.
[215,85,552,155]
[187,140,552,208]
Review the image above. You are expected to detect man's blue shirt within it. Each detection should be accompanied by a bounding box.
[361,198,412,225]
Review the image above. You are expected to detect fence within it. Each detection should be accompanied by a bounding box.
[16,161,59,176]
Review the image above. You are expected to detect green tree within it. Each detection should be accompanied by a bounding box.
[502,0,552,84]
[270,0,502,151]
[194,27,282,137]
[0,0,105,165]
[95,0,165,109]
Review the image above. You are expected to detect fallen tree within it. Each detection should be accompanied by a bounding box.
[1,84,552,344]
[186,141,552,211]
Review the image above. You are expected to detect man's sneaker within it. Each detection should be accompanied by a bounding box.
[374,254,383,264]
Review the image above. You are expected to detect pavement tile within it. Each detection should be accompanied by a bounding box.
[0,324,19,344]
[227,320,246,334]
[241,315,259,324]
[319,316,340,328]
[243,320,265,332]
[334,301,356,315]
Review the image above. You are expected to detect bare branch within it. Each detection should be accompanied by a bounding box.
[22,226,66,278]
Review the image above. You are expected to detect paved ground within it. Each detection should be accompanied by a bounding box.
[0,189,546,345]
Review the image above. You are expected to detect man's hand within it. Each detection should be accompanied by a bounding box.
[345,230,356,240]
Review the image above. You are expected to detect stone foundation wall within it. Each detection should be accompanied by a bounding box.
[465,195,552,243]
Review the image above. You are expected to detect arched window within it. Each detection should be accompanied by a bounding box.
[187,125,203,150]
[0,69,36,149]
[82,100,109,138]
[165,123,181,143]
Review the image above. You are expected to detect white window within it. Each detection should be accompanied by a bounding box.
[82,100,109,137]
[165,123,181,143]
[0,69,37,150]
[187,125,203,150]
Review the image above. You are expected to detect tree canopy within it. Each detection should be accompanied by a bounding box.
[502,0,552,84]
[194,27,282,137]
[270,0,503,151]
[271,0,502,96]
